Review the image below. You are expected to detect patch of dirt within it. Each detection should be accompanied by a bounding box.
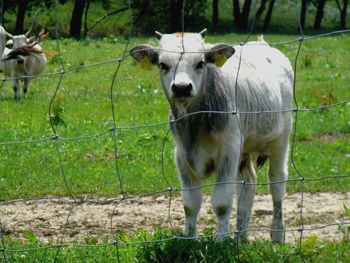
[0,192,349,243]
[303,132,350,144]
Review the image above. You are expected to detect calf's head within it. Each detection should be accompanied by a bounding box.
[130,29,235,113]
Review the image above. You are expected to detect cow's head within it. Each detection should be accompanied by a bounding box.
[2,11,39,64]
[4,34,37,64]
[130,29,235,113]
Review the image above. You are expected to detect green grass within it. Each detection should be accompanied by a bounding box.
[2,229,350,262]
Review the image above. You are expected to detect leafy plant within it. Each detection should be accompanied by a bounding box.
[50,91,67,126]
[335,204,350,243]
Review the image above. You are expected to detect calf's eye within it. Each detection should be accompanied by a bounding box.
[159,62,170,72]
[195,61,204,70]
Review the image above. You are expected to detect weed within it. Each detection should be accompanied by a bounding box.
[302,53,313,68]
[50,91,66,126]
[335,204,350,243]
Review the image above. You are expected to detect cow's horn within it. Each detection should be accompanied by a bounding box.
[25,10,39,37]
[199,28,207,38]
[5,30,13,39]
[155,31,163,40]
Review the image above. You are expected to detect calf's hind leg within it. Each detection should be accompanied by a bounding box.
[268,137,289,244]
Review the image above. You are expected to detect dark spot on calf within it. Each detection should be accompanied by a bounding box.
[205,159,215,175]
[215,206,227,217]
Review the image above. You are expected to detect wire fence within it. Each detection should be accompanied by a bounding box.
[0,0,350,262]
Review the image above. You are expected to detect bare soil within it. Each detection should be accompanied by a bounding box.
[1,192,349,243]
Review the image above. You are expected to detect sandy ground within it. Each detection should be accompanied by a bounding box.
[1,192,349,244]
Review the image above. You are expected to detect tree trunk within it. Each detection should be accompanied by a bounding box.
[83,0,91,37]
[169,0,183,32]
[15,0,27,34]
[300,0,308,30]
[232,0,242,29]
[70,0,86,38]
[263,0,275,32]
[241,0,252,30]
[233,0,251,30]
[313,0,326,30]
[340,0,348,28]
[212,0,219,28]
[255,0,268,21]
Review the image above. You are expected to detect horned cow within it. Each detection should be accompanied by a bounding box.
[1,20,47,100]
[130,29,293,244]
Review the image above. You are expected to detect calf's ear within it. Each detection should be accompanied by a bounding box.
[205,43,235,67]
[130,44,158,70]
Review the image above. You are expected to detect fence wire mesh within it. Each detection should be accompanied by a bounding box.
[0,0,350,262]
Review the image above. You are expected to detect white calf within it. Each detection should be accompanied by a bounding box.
[130,30,293,243]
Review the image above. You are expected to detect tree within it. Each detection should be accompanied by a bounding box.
[83,0,91,37]
[169,0,183,32]
[70,0,87,38]
[300,0,309,31]
[262,0,275,32]
[255,0,268,21]
[15,0,27,34]
[335,0,348,28]
[252,0,275,32]
[232,0,252,31]
[313,0,326,30]
[212,0,219,28]
[130,0,207,34]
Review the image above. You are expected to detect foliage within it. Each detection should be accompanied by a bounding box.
[130,0,208,34]
[2,0,349,37]
[2,229,350,262]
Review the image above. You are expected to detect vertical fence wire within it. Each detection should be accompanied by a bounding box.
[0,0,349,261]
[292,1,306,261]
[0,3,7,263]
[107,1,134,261]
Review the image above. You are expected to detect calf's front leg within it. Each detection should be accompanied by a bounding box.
[211,152,240,240]
[23,78,30,98]
[177,157,202,237]
[12,79,20,100]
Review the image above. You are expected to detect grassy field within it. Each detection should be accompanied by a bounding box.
[0,33,349,200]
[0,33,349,261]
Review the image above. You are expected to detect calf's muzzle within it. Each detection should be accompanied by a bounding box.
[172,83,193,98]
